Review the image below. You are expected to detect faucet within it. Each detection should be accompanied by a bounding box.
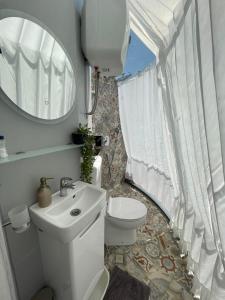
[60,177,75,197]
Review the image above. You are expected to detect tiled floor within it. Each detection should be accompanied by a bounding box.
[104,183,193,300]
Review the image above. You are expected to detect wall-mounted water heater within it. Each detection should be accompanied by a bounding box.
[81,0,130,76]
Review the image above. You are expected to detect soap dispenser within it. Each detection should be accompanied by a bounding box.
[37,177,53,208]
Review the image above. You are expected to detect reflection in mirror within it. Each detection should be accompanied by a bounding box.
[0,17,76,120]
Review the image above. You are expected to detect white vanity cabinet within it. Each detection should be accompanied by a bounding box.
[30,182,108,300]
[38,207,105,300]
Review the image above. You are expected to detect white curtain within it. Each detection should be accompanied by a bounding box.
[0,17,75,120]
[118,0,225,298]
[118,64,177,218]
[128,0,188,60]
[0,216,17,300]
[160,1,225,298]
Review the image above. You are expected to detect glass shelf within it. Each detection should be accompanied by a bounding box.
[0,144,83,165]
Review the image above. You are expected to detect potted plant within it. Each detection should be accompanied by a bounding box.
[75,124,95,183]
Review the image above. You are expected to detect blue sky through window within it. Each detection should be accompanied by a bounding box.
[123,31,155,77]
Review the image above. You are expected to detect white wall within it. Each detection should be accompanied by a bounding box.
[0,0,87,299]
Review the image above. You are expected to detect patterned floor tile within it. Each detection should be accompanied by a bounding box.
[104,183,193,299]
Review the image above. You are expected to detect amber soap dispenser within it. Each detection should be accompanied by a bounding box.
[37,177,53,208]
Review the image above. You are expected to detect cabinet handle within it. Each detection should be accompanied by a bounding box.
[79,211,101,238]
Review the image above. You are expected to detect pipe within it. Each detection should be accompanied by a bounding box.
[86,67,100,115]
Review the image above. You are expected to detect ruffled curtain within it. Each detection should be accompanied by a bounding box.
[119,0,225,298]
[0,17,75,119]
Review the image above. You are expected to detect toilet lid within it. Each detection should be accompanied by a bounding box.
[107,197,147,221]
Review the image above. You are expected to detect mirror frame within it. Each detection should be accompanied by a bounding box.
[0,9,77,124]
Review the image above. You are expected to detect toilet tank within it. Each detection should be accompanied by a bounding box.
[81,0,130,76]
[92,156,102,187]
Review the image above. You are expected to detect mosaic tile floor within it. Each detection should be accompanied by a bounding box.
[104,183,193,300]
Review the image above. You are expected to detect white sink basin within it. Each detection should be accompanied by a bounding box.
[30,181,106,243]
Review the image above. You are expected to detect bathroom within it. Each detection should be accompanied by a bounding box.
[0,0,225,300]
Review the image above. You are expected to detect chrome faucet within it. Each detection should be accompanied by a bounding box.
[60,177,75,197]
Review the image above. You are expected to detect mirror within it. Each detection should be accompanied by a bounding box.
[0,17,76,120]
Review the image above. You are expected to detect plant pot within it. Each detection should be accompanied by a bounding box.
[95,135,103,147]
[71,133,85,145]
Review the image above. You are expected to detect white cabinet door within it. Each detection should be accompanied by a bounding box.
[69,207,105,300]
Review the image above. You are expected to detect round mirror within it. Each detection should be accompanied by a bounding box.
[0,17,76,121]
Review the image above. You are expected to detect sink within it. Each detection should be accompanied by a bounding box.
[30,181,108,299]
[30,181,106,243]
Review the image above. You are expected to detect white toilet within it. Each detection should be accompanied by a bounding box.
[92,156,148,246]
[105,197,147,245]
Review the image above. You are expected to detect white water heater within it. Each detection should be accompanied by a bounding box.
[81,0,130,76]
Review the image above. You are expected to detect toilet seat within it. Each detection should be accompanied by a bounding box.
[107,197,147,221]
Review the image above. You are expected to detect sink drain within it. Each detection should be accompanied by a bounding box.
[70,208,81,216]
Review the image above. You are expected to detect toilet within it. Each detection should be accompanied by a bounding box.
[92,156,148,246]
[105,197,147,245]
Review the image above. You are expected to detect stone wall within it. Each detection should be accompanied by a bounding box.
[92,76,127,190]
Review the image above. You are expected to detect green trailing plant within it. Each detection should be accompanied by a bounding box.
[77,124,95,183]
